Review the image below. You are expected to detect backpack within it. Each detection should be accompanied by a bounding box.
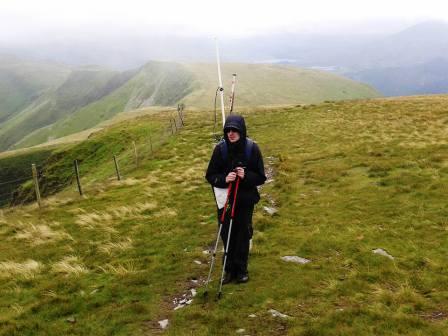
[218,138,254,164]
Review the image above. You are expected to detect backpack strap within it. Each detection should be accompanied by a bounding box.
[245,138,254,162]
[218,139,228,162]
[218,138,254,163]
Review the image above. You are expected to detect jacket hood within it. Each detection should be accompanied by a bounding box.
[223,114,247,141]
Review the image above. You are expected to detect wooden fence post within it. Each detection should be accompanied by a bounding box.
[172,117,178,132]
[170,119,174,135]
[113,155,121,181]
[31,164,41,208]
[181,104,185,123]
[177,104,184,126]
[74,160,83,196]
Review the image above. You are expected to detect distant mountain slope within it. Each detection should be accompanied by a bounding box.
[351,21,448,70]
[0,59,379,151]
[347,58,448,96]
[3,20,448,97]
[0,66,135,150]
[182,63,378,107]
[14,62,195,148]
[0,55,71,123]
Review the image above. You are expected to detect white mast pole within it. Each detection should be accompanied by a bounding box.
[229,73,237,114]
[215,38,226,126]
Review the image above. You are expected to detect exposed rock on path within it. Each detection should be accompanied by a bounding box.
[269,309,291,319]
[263,206,278,215]
[372,248,394,260]
[281,256,310,264]
[158,319,169,329]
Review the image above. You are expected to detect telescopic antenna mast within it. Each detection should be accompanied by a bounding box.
[229,73,237,114]
[215,38,226,126]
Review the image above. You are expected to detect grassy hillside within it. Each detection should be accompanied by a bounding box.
[0,56,70,124]
[15,62,194,149]
[0,148,54,207]
[0,66,135,150]
[0,60,379,151]
[182,63,380,107]
[1,95,448,335]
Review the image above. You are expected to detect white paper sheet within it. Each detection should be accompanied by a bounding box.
[213,187,228,209]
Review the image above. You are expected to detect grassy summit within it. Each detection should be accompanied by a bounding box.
[1,95,447,335]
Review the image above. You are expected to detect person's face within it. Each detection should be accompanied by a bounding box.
[227,128,240,143]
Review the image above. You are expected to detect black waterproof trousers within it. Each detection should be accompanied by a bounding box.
[218,203,254,276]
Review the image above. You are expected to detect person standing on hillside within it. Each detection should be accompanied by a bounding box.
[206,115,266,284]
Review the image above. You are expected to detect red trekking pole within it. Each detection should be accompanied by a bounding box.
[217,177,240,299]
[203,182,233,298]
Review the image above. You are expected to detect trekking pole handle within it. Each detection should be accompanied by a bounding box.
[230,177,240,218]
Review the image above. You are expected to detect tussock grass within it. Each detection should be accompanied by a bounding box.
[99,238,133,255]
[14,223,72,245]
[98,262,139,275]
[111,202,158,217]
[110,177,141,186]
[153,207,177,218]
[75,211,114,229]
[51,256,89,275]
[44,195,75,207]
[0,259,42,278]
[74,202,158,234]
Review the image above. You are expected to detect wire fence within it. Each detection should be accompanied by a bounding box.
[0,105,186,209]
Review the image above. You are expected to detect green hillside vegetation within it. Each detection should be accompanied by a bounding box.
[0,148,54,207]
[0,66,135,150]
[0,108,173,207]
[1,95,448,335]
[182,63,379,107]
[0,60,379,151]
[15,62,194,149]
[0,56,70,123]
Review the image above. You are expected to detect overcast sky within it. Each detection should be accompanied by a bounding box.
[1,0,448,41]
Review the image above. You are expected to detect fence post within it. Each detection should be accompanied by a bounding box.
[31,164,41,208]
[181,104,185,123]
[170,119,174,135]
[113,155,121,181]
[172,117,178,132]
[177,104,184,126]
[74,160,83,196]
[132,141,138,167]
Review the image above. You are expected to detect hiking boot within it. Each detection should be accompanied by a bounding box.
[236,272,249,283]
[222,272,233,285]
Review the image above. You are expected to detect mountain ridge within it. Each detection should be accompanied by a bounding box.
[0,59,380,151]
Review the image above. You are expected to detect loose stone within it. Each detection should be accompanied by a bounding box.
[158,319,169,329]
[263,206,278,215]
[372,248,394,260]
[281,256,310,264]
[269,309,290,318]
